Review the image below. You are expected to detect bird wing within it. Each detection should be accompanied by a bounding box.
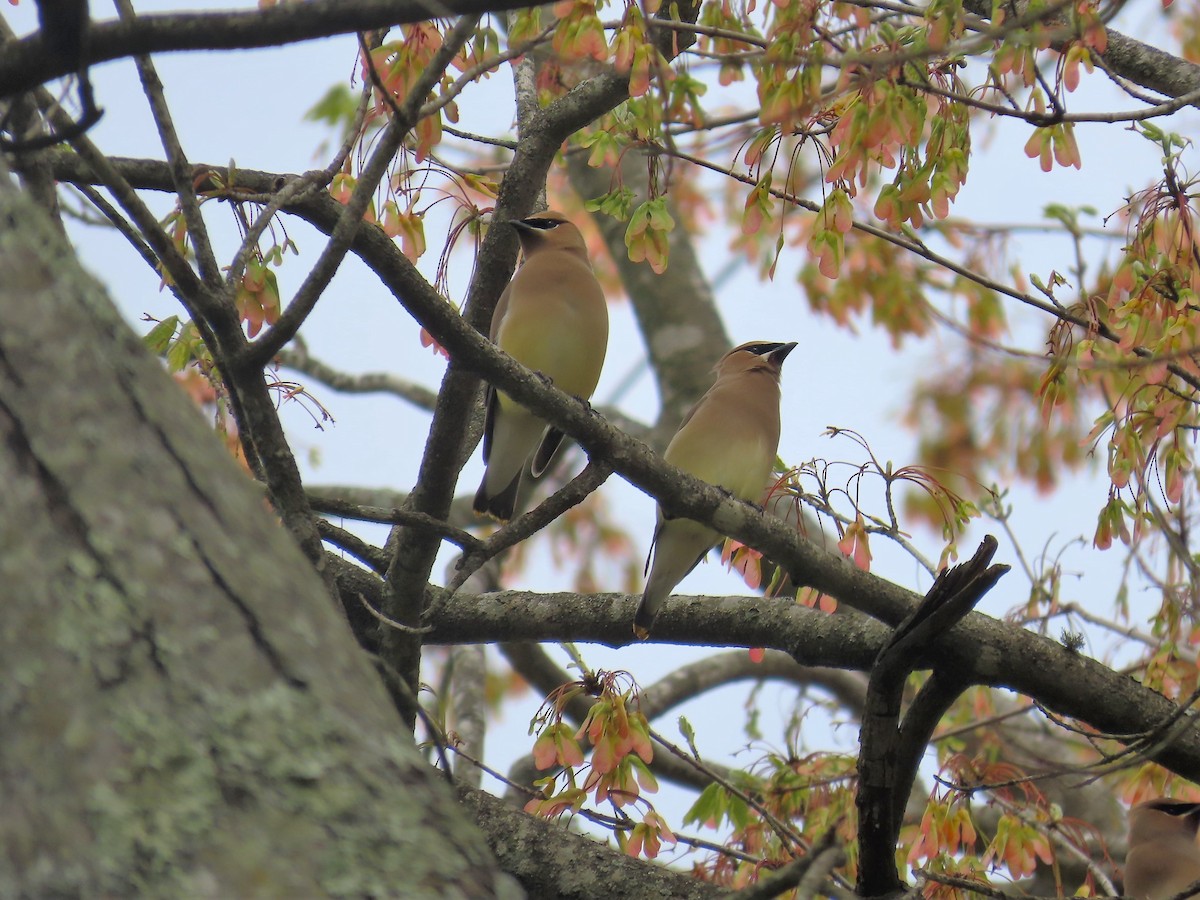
[480,385,498,464]
[495,252,607,399]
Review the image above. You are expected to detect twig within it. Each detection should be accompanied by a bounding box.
[317,519,390,573]
[650,727,808,855]
[276,343,439,410]
[441,460,611,600]
[310,498,483,551]
[357,591,432,635]
[116,0,221,288]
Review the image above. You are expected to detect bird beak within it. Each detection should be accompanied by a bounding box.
[768,342,798,366]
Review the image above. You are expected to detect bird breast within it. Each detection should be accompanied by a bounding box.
[496,259,607,399]
[664,384,779,500]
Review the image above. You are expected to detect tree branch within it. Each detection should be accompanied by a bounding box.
[457,782,726,899]
[0,0,546,98]
[418,580,1200,787]
[640,649,868,721]
[116,0,222,288]
[856,537,1007,896]
[276,344,439,411]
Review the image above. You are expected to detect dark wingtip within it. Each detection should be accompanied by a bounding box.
[531,428,566,478]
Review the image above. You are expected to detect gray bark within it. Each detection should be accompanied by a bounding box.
[0,169,516,899]
[459,786,726,900]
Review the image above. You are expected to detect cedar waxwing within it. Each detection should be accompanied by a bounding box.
[1125,798,1200,900]
[634,340,797,639]
[473,211,608,522]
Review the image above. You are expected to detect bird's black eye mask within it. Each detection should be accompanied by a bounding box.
[1150,801,1200,818]
[741,342,786,356]
[522,218,562,231]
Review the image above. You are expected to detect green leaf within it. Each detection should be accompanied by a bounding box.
[305,84,360,136]
[585,187,636,220]
[725,791,752,831]
[165,338,192,373]
[682,781,727,828]
[143,316,179,355]
[165,321,200,373]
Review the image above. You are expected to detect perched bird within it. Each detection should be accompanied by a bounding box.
[1125,798,1200,900]
[473,211,608,522]
[634,340,797,639]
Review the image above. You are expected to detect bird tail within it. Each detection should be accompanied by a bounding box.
[633,521,715,639]
[632,589,662,640]
[473,472,521,522]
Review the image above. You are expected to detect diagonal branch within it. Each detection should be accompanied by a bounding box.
[244,15,482,369]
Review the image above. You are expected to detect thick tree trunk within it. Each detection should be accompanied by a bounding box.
[0,171,517,898]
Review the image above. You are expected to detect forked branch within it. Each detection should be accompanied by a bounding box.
[855,536,1009,896]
